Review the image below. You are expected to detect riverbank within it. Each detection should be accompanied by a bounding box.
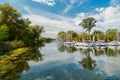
[0,47,43,80]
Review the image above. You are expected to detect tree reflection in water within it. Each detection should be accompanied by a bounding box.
[0,47,43,80]
[58,44,120,70]
[79,50,96,70]
[93,46,120,56]
[58,44,77,53]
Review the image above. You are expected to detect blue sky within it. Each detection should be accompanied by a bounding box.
[0,0,120,37]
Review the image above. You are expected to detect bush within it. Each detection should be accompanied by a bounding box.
[0,40,26,55]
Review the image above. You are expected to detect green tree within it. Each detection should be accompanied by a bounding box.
[77,34,83,42]
[105,29,117,42]
[22,25,44,46]
[92,30,105,41]
[0,3,23,40]
[0,25,9,42]
[82,32,91,41]
[67,31,78,41]
[0,3,21,26]
[57,31,66,41]
[30,25,44,41]
[77,32,90,41]
[79,17,97,40]
[0,3,32,40]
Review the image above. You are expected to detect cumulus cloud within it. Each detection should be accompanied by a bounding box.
[32,0,56,6]
[23,4,120,38]
[23,7,82,38]
[75,5,120,32]
[95,6,120,29]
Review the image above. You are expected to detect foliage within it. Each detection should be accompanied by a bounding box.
[6,40,25,49]
[58,31,66,41]
[105,29,118,42]
[57,31,78,41]
[0,47,43,80]
[0,3,45,50]
[0,25,9,42]
[92,30,105,41]
[57,29,120,42]
[0,3,21,26]
[0,40,25,54]
[57,17,119,42]
[79,17,96,33]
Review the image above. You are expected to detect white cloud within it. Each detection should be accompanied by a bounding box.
[110,0,120,6]
[63,5,72,14]
[95,5,120,30]
[75,5,120,32]
[70,0,76,4]
[32,0,56,6]
[23,7,82,38]
[23,4,120,38]
[62,0,87,14]
[95,7,105,12]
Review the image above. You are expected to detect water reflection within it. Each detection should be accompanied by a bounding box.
[58,44,120,71]
[0,47,43,80]
[58,44,120,57]
[1,43,120,80]
[58,44,77,53]
[79,53,96,70]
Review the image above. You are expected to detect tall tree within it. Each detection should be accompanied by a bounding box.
[0,3,23,40]
[0,3,21,26]
[79,17,97,40]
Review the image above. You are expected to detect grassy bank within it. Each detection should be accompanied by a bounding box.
[0,47,43,80]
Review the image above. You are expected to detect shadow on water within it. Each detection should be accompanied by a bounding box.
[0,47,43,80]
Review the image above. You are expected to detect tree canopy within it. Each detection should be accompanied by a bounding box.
[0,3,44,46]
[79,17,97,33]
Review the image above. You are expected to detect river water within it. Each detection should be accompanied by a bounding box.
[20,42,120,80]
[1,42,120,80]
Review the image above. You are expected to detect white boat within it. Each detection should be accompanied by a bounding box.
[95,40,106,46]
[63,41,75,46]
[108,40,120,46]
[75,42,89,47]
[75,45,93,49]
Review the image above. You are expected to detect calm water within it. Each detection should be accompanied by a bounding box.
[1,42,120,80]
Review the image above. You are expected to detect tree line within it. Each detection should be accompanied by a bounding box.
[57,17,120,42]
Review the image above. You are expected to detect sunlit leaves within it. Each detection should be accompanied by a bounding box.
[0,25,9,42]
